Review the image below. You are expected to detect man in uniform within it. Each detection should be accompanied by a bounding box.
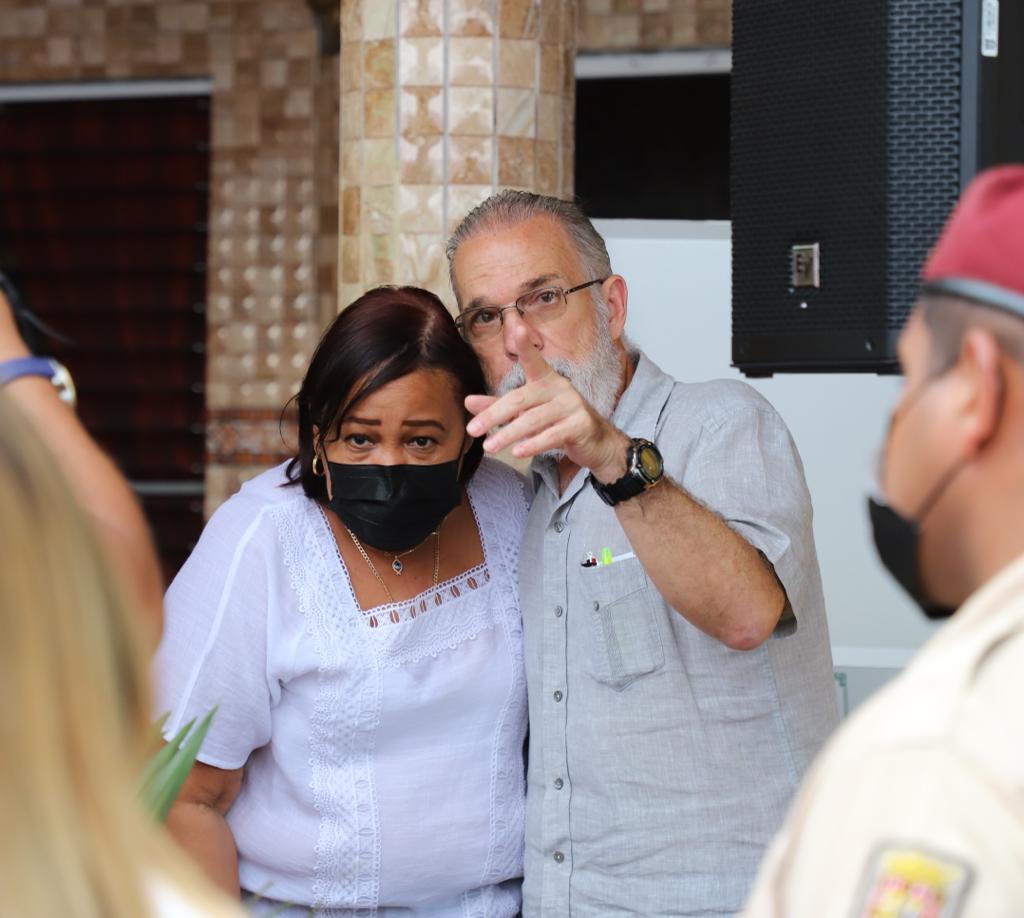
[742,165,1024,917]
[447,192,838,915]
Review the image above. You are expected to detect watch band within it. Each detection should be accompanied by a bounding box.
[0,356,77,408]
[590,437,664,507]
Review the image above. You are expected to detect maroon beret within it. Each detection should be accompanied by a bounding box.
[921,164,1024,317]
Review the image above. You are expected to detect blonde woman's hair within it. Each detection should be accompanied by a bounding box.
[0,392,239,918]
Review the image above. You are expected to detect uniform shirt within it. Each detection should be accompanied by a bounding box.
[742,552,1024,918]
[519,353,838,917]
[155,458,529,917]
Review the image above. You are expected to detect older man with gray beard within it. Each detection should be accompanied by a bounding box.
[446,191,838,917]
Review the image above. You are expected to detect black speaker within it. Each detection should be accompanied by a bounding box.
[731,0,1024,376]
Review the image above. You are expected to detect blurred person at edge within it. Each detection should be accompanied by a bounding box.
[0,282,163,629]
[742,165,1024,917]
[155,286,529,916]
[446,191,839,916]
[0,394,241,917]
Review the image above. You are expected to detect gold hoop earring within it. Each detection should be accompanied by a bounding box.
[312,452,323,476]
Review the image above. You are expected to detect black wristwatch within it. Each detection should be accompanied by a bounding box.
[590,437,665,506]
[0,356,77,408]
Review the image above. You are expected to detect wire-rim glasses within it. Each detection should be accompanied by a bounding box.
[455,278,607,344]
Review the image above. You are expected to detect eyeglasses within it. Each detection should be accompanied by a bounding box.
[455,278,607,344]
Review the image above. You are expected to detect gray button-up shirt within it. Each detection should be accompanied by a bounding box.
[520,353,838,917]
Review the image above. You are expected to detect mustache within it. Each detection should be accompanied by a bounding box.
[494,360,574,397]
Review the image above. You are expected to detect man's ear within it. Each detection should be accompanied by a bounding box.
[956,328,1003,457]
[602,275,628,341]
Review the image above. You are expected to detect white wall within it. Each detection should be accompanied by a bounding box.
[596,219,938,670]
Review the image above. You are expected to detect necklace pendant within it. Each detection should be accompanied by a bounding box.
[391,558,403,575]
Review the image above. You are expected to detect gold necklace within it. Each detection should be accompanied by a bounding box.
[346,525,441,604]
[387,529,436,575]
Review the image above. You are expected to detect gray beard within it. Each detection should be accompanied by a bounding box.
[493,324,622,462]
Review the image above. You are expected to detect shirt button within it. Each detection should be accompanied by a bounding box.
[553,690,563,702]
[553,850,565,864]
[554,777,564,790]
[553,521,565,533]
[593,601,600,611]
[554,605,563,618]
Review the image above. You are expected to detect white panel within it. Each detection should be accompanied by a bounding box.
[596,219,939,655]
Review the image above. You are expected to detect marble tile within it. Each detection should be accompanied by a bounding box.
[398,36,443,86]
[448,86,494,136]
[363,39,395,88]
[539,0,563,42]
[643,0,670,10]
[560,46,575,94]
[364,184,396,235]
[536,91,559,142]
[561,144,574,197]
[496,87,534,138]
[604,14,641,47]
[398,184,444,233]
[399,134,443,183]
[448,36,493,87]
[341,90,363,139]
[364,137,399,184]
[397,233,445,287]
[364,87,396,137]
[341,139,362,183]
[341,0,363,41]
[499,0,539,38]
[450,0,494,36]
[641,11,671,45]
[535,139,559,194]
[449,135,493,185]
[362,0,397,41]
[671,8,699,44]
[340,283,365,310]
[262,59,288,89]
[578,15,608,48]
[446,184,496,236]
[341,39,363,89]
[538,43,561,93]
[399,0,443,37]
[284,88,313,119]
[400,86,444,135]
[47,36,73,67]
[365,232,397,283]
[498,39,536,88]
[697,0,730,44]
[497,136,534,187]
[342,186,361,235]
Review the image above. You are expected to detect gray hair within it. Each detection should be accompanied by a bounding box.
[445,190,613,301]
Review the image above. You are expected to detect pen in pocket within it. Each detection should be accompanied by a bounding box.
[581,547,637,568]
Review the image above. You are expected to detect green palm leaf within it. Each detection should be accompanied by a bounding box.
[140,706,218,822]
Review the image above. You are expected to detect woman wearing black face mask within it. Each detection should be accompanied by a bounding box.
[154,286,529,918]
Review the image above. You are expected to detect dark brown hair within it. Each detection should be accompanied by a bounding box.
[285,286,486,501]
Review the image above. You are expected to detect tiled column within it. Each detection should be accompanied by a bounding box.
[577,0,730,51]
[339,0,577,311]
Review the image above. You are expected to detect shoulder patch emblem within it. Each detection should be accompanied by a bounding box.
[853,845,973,918]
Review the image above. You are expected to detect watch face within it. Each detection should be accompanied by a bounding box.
[636,443,664,480]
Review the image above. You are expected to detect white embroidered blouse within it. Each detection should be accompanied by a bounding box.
[154,458,529,917]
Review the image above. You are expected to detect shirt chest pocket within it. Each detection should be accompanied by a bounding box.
[578,558,665,690]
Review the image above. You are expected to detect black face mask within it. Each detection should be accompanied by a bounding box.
[867,378,965,620]
[867,496,958,619]
[326,459,462,552]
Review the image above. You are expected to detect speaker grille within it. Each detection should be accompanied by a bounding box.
[732,0,964,371]
[887,0,962,330]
